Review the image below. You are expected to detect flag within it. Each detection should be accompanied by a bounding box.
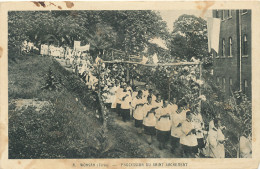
[73,41,81,50]
[207,17,221,53]
[74,41,90,51]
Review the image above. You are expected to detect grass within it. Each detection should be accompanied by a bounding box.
[8,54,158,159]
[8,54,102,158]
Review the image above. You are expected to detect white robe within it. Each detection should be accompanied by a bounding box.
[143,103,157,127]
[192,113,205,139]
[239,136,252,158]
[170,110,186,138]
[180,120,198,147]
[155,106,171,131]
[132,97,147,120]
[111,86,120,108]
[206,128,225,158]
[142,89,149,99]
[120,91,132,109]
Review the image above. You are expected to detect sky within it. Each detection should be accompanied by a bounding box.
[158,10,212,32]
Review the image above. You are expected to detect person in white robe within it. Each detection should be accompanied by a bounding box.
[205,119,225,158]
[180,111,198,158]
[148,89,156,103]
[132,91,147,133]
[152,94,163,108]
[170,101,187,154]
[111,81,120,111]
[120,86,132,122]
[142,84,149,99]
[239,132,252,158]
[131,86,139,100]
[191,106,206,156]
[103,83,114,108]
[115,84,124,117]
[143,96,157,144]
[155,100,172,149]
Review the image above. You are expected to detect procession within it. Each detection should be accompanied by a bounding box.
[20,40,227,158]
[8,10,252,159]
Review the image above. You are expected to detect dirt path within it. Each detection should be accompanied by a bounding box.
[108,111,177,158]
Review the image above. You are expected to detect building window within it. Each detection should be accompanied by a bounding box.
[228,37,232,57]
[221,10,225,20]
[242,9,248,14]
[222,39,225,57]
[222,77,226,91]
[216,10,219,18]
[243,34,248,56]
[227,10,232,18]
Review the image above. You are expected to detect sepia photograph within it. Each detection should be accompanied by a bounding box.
[7,8,252,159]
[1,1,260,169]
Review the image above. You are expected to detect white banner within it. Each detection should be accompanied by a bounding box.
[207,17,221,53]
[73,41,81,50]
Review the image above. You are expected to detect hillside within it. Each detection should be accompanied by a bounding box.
[8,54,177,159]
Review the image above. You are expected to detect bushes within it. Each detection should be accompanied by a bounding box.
[8,54,102,158]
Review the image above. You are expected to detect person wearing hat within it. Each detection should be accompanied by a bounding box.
[180,111,198,158]
[132,90,147,133]
[155,100,172,150]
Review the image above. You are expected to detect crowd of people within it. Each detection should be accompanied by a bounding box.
[101,82,227,158]
[63,49,227,158]
[37,42,251,158]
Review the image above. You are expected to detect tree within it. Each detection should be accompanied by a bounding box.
[8,10,169,61]
[100,11,169,56]
[169,14,208,61]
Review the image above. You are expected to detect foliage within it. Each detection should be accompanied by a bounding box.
[169,14,208,61]
[8,54,102,158]
[8,11,169,61]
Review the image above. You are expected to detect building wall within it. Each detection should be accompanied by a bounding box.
[212,10,251,99]
[241,10,252,98]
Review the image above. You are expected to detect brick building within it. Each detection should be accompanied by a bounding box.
[212,10,251,99]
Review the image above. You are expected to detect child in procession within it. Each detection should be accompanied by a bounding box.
[191,105,206,157]
[142,84,149,99]
[132,90,147,133]
[143,96,157,144]
[120,84,132,122]
[115,82,124,117]
[180,111,198,158]
[170,101,187,154]
[152,94,163,108]
[148,89,156,102]
[155,100,172,150]
[205,118,226,158]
